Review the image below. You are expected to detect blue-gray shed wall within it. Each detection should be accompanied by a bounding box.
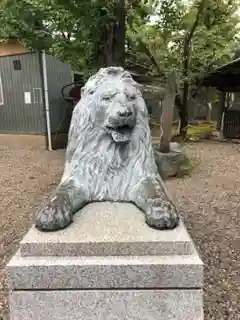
[0,52,46,133]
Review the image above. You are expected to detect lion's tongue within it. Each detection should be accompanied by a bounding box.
[111,130,131,143]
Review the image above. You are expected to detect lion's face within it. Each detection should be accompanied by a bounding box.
[79,67,148,144]
[91,80,138,143]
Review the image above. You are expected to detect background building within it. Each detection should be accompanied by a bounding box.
[0,50,77,149]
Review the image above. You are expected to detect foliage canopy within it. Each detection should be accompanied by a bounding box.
[0,0,239,83]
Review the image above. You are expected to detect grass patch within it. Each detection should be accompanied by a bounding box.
[186,122,216,141]
[151,121,216,142]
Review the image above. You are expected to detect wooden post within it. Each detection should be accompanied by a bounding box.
[159,71,177,153]
[207,102,212,122]
[217,91,226,131]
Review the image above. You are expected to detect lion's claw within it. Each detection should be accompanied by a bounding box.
[35,193,73,232]
[145,201,179,230]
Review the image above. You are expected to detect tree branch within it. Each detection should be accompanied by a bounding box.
[188,0,206,41]
[135,37,165,76]
[184,0,206,74]
[127,51,154,69]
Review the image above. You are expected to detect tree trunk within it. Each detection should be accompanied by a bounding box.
[179,0,206,137]
[113,0,125,66]
[97,0,125,68]
[97,22,115,68]
[179,79,189,137]
[159,71,177,153]
[179,27,191,138]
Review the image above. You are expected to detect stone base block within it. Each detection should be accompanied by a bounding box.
[7,250,203,290]
[10,289,203,320]
[7,202,204,320]
[20,203,194,257]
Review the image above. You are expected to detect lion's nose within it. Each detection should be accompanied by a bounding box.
[117,108,133,118]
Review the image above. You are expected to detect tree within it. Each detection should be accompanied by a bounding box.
[180,0,206,137]
[0,0,95,71]
[160,71,178,153]
[0,0,126,73]
[93,0,126,68]
[127,0,240,136]
[114,0,125,66]
[0,0,239,100]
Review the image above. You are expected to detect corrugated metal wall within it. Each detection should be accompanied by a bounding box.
[45,54,73,134]
[0,52,46,133]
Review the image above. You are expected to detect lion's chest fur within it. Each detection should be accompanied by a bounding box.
[62,138,145,201]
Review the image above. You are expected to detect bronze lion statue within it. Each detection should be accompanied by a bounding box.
[36,67,179,231]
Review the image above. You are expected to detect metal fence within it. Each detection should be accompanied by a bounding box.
[223,109,240,139]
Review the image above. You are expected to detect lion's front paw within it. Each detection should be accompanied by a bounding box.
[35,193,73,232]
[145,200,179,230]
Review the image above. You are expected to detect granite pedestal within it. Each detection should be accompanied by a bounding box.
[7,202,204,320]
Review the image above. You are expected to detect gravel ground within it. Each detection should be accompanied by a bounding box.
[0,135,239,319]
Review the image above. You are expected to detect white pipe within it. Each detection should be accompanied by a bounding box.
[41,50,52,151]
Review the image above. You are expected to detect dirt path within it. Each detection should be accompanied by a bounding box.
[0,135,65,319]
[167,141,240,320]
[0,135,239,319]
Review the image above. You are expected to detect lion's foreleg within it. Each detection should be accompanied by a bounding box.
[35,178,88,232]
[131,177,179,230]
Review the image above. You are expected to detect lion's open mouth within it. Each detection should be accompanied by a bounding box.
[106,125,133,143]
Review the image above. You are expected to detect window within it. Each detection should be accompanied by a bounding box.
[13,59,22,71]
[0,74,4,105]
[33,88,42,104]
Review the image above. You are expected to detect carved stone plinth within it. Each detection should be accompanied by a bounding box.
[7,202,204,320]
